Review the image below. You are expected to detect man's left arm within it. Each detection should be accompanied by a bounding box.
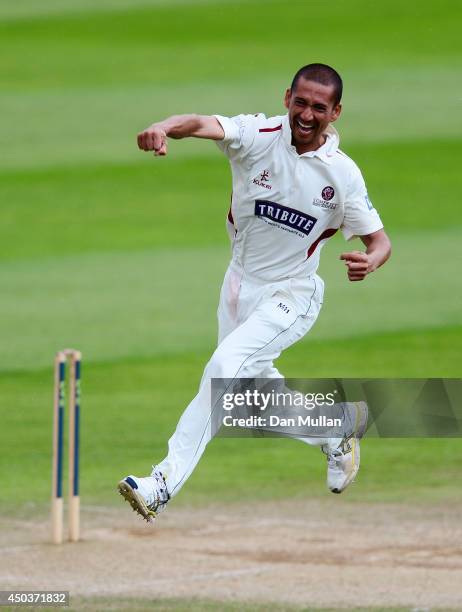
[340,229,391,282]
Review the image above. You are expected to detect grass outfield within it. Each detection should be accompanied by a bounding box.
[0,0,461,520]
[5,598,452,612]
[26,599,461,612]
[2,331,462,515]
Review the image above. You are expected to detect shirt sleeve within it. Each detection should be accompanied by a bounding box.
[341,163,384,240]
[213,114,258,161]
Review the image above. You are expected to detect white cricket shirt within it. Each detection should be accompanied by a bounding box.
[214,113,383,282]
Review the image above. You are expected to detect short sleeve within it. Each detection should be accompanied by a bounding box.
[213,114,258,161]
[341,163,383,240]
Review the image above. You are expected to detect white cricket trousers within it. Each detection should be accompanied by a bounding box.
[157,262,325,497]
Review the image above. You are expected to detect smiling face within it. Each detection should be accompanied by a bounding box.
[284,77,342,154]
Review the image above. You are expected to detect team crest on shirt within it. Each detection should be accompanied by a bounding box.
[253,169,272,190]
[322,186,335,200]
[312,185,338,210]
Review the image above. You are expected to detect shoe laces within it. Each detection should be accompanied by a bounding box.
[322,438,352,467]
[146,469,170,512]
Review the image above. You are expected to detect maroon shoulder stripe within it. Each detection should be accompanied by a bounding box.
[307,228,338,259]
[259,124,282,133]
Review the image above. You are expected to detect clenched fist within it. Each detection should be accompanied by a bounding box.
[340,251,372,282]
[137,125,168,156]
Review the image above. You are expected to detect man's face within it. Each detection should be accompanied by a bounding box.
[284,77,341,154]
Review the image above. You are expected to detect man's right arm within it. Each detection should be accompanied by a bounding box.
[137,114,225,156]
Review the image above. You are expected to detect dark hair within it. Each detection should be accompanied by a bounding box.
[290,63,343,105]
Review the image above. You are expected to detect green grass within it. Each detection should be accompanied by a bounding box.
[1,140,461,263]
[0,0,461,522]
[0,230,460,372]
[16,596,448,612]
[3,593,441,611]
[1,327,461,516]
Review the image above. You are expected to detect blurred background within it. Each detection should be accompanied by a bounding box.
[0,0,461,603]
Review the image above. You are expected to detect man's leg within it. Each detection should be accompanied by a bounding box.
[157,282,323,497]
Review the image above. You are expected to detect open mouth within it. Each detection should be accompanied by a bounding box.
[296,119,315,135]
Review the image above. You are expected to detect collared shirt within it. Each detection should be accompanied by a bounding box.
[214,113,383,282]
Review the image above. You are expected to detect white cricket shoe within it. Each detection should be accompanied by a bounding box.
[118,468,170,522]
[321,401,368,494]
[322,436,361,494]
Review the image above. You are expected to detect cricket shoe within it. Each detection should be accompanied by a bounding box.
[117,468,170,522]
[321,401,368,494]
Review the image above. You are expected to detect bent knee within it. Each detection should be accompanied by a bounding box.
[206,347,241,379]
[207,346,269,380]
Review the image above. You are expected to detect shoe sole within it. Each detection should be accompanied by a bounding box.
[117,480,156,522]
